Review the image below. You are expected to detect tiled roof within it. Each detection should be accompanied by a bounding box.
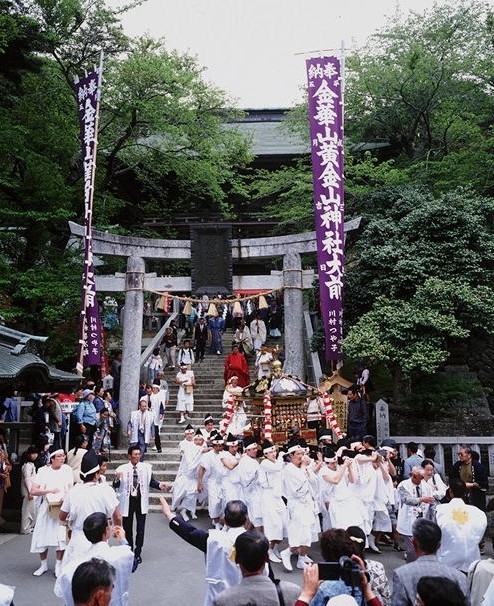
[0,325,80,384]
[226,109,308,157]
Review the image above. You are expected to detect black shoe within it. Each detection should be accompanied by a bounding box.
[393,543,404,552]
[132,555,142,573]
[157,449,162,453]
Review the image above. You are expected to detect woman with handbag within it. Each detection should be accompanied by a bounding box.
[175,363,196,424]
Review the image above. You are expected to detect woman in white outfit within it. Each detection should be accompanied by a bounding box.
[175,363,196,424]
[29,449,74,578]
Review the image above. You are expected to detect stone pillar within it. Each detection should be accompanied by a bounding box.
[119,256,145,443]
[282,250,305,379]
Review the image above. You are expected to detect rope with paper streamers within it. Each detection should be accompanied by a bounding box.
[149,288,284,316]
[219,393,235,436]
[263,390,273,441]
[322,392,344,439]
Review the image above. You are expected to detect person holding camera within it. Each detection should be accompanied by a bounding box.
[310,529,384,606]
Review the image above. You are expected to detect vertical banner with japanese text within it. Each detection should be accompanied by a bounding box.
[306,56,344,361]
[74,66,103,373]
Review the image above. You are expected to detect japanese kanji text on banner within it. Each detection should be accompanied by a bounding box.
[74,67,103,373]
[306,56,345,362]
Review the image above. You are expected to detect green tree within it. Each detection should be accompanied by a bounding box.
[0,0,253,367]
[341,186,494,403]
[344,0,494,194]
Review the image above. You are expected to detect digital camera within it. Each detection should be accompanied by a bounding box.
[317,556,363,587]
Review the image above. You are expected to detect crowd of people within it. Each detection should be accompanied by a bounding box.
[157,416,494,605]
[1,304,494,605]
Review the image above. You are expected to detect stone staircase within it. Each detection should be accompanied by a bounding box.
[106,334,260,511]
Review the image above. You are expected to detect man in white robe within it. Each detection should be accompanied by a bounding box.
[55,512,133,606]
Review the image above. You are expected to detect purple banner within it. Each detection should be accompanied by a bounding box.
[306,57,344,361]
[74,69,102,372]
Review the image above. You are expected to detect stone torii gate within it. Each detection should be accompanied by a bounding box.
[70,219,359,434]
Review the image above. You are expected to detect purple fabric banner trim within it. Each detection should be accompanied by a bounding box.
[74,70,102,370]
[306,57,344,361]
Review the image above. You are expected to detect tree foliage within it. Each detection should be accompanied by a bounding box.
[341,186,494,401]
[344,0,494,194]
[0,0,253,367]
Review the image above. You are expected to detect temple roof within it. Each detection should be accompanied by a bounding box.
[0,325,81,390]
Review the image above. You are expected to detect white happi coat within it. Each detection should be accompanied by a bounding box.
[258,456,287,541]
[176,370,195,412]
[171,440,204,509]
[150,389,167,425]
[436,497,487,572]
[319,464,367,531]
[114,461,155,517]
[238,454,262,526]
[61,481,119,564]
[204,527,245,606]
[396,478,433,537]
[128,409,154,444]
[282,462,319,547]
[200,449,224,519]
[219,450,242,502]
[55,540,134,606]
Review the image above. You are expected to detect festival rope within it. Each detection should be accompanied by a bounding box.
[219,393,235,436]
[263,390,273,441]
[322,392,344,439]
[148,287,283,308]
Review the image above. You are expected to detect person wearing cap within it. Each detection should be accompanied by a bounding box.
[258,440,288,563]
[127,398,154,460]
[113,446,170,572]
[171,425,207,521]
[175,363,196,424]
[72,389,98,450]
[55,512,133,606]
[280,442,319,571]
[29,448,74,577]
[198,431,226,529]
[237,438,262,530]
[60,450,122,566]
[199,415,216,443]
[149,381,166,453]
